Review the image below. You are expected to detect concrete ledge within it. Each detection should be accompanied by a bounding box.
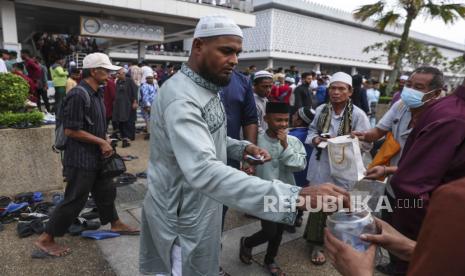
[0,125,62,195]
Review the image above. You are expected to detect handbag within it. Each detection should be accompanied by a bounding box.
[101,152,127,178]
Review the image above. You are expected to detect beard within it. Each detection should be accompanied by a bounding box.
[198,62,232,87]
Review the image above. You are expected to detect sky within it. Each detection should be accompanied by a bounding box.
[308,0,465,46]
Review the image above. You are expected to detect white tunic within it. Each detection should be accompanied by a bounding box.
[140,64,301,275]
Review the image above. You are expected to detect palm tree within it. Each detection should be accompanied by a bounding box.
[353,0,465,95]
[363,38,447,69]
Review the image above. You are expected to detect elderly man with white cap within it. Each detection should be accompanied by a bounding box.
[34,53,139,258]
[139,15,349,276]
[303,71,371,266]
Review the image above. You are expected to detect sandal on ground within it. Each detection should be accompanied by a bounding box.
[31,247,71,259]
[264,262,286,276]
[239,237,253,265]
[68,217,101,236]
[311,248,326,266]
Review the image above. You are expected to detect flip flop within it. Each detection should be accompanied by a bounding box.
[33,192,44,203]
[81,230,121,240]
[0,196,11,208]
[5,202,29,214]
[135,172,147,179]
[33,202,55,215]
[19,212,49,221]
[68,217,101,236]
[111,229,140,236]
[14,192,34,204]
[31,247,70,259]
[52,193,64,206]
[264,262,287,276]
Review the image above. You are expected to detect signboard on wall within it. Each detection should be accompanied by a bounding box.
[80,16,164,42]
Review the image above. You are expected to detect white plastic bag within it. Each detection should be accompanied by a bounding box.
[328,135,366,182]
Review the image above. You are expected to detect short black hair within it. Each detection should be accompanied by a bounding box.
[20,49,31,56]
[82,68,92,79]
[13,62,24,70]
[70,68,80,75]
[301,72,312,79]
[311,71,316,77]
[412,66,444,90]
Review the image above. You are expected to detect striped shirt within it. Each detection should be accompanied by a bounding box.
[62,80,107,170]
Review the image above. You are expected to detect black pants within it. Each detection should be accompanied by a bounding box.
[45,167,119,237]
[244,220,285,264]
[118,121,131,140]
[37,88,51,112]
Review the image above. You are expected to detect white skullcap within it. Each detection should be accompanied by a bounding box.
[69,61,76,67]
[315,70,321,75]
[254,70,273,80]
[194,15,243,39]
[400,75,409,81]
[285,77,295,84]
[330,72,352,87]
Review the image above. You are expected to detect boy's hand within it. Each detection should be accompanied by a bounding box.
[276,129,288,149]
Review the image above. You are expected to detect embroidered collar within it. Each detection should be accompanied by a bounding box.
[180,63,221,93]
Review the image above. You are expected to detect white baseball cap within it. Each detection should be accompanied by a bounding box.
[82,53,121,71]
[400,75,409,81]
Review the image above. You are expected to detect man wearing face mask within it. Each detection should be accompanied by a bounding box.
[378,67,465,274]
[391,66,465,264]
[352,66,444,274]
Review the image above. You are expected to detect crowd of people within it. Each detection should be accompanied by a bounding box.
[2,14,462,276]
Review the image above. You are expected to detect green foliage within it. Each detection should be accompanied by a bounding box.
[354,0,465,95]
[448,54,465,74]
[363,38,447,70]
[0,111,44,128]
[0,73,29,113]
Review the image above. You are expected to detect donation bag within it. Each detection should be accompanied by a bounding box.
[328,135,366,182]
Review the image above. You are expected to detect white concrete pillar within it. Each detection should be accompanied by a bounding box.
[351,67,357,75]
[267,58,273,69]
[380,70,385,83]
[0,0,19,51]
[314,63,321,72]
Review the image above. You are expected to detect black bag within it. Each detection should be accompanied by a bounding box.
[101,153,126,178]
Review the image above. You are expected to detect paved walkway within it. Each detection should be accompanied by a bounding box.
[0,133,387,276]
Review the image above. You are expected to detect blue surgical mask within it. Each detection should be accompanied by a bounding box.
[401,87,437,108]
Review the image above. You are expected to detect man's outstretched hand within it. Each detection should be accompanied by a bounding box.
[243,144,271,165]
[298,183,350,211]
